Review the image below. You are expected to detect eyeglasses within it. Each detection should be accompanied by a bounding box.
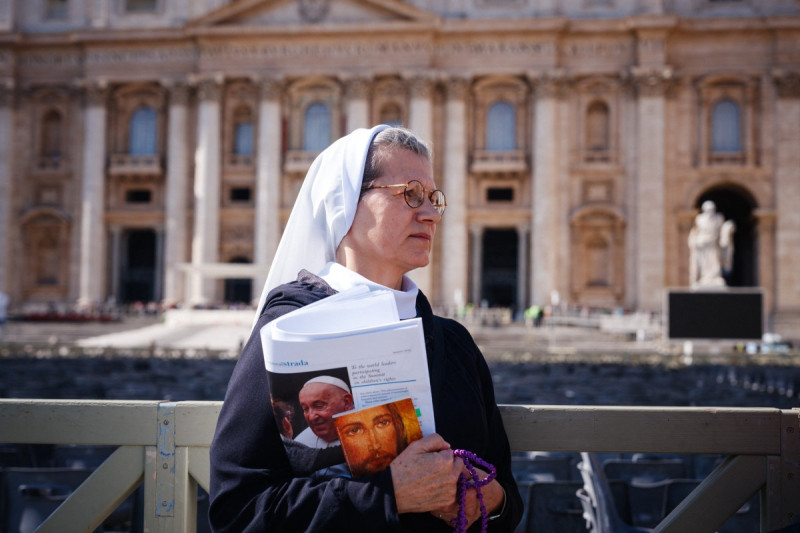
[363,179,447,216]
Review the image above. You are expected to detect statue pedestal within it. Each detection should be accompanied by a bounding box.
[665,288,763,340]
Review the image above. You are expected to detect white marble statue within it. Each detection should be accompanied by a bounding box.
[688,200,736,288]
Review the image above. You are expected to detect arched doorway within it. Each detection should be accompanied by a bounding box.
[481,229,518,310]
[224,257,252,304]
[695,187,757,287]
[120,229,157,303]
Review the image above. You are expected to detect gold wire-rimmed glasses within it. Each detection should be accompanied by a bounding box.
[362,180,447,216]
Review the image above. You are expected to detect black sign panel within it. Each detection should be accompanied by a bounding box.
[667,290,763,340]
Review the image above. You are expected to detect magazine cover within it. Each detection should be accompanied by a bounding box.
[261,287,434,479]
[333,397,422,478]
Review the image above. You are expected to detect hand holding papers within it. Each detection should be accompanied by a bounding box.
[261,287,434,477]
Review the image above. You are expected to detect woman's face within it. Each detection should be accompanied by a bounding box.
[337,148,440,289]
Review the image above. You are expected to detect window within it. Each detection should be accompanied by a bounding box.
[41,110,62,159]
[586,101,610,153]
[230,187,252,202]
[587,236,610,287]
[45,0,68,19]
[303,102,331,152]
[125,0,157,13]
[126,189,152,203]
[486,101,515,151]
[711,99,741,153]
[129,106,157,155]
[232,107,254,157]
[487,188,514,202]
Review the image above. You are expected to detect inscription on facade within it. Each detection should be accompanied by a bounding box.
[87,47,197,66]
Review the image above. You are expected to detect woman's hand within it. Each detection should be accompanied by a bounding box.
[430,466,506,529]
[390,434,462,514]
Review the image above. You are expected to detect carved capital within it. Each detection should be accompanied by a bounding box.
[259,76,283,100]
[772,69,800,99]
[344,76,371,100]
[529,70,567,99]
[445,76,470,100]
[82,79,109,107]
[408,73,435,98]
[195,76,223,102]
[165,81,190,106]
[629,66,677,97]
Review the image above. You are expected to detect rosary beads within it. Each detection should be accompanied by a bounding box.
[450,449,497,533]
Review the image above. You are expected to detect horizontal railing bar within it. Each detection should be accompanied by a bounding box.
[499,404,783,454]
[0,399,159,445]
[175,401,222,446]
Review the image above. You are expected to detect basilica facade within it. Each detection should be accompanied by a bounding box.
[0,0,798,337]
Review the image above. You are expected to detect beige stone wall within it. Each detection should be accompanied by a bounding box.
[1,0,799,337]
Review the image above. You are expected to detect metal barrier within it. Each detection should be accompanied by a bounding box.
[0,400,798,532]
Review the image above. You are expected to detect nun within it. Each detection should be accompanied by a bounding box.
[209,125,522,532]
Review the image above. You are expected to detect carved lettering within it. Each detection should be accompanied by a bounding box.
[86,47,196,66]
[18,52,81,68]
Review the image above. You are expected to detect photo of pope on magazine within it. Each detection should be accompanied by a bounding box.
[261,287,434,479]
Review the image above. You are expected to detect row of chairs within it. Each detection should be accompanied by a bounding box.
[0,444,210,533]
[513,451,764,533]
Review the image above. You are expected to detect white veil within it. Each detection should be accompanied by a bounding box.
[253,124,390,325]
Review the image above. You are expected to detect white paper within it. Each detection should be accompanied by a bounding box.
[261,287,435,437]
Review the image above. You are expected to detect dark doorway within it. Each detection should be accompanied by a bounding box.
[120,229,157,303]
[224,257,252,305]
[481,229,518,309]
[696,187,757,287]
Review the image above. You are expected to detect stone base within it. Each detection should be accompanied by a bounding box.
[665,288,763,341]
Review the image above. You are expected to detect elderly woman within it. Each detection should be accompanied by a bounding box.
[209,125,522,532]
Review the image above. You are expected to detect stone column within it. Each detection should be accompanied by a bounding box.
[190,77,223,306]
[162,82,189,305]
[753,209,776,321]
[772,70,800,320]
[440,77,469,309]
[530,72,563,308]
[78,81,108,307]
[109,226,122,303]
[470,225,483,305]
[631,66,673,311]
[0,82,12,295]
[408,74,436,297]
[254,77,283,303]
[345,76,370,132]
[89,0,108,28]
[516,223,530,316]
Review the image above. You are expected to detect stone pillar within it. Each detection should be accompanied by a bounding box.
[154,228,165,302]
[516,223,530,316]
[109,226,122,303]
[772,70,800,320]
[89,0,108,28]
[0,82,12,296]
[407,74,436,297]
[753,209,776,320]
[470,225,483,305]
[254,77,283,303]
[631,66,673,311]
[78,82,108,307]
[530,72,563,308]
[440,77,469,308]
[345,76,370,132]
[163,82,189,305]
[190,77,223,306]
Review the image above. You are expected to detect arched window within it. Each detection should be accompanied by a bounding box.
[129,106,157,155]
[711,99,741,153]
[41,110,62,159]
[486,101,515,151]
[379,103,403,127]
[232,106,254,156]
[303,102,331,152]
[586,101,610,153]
